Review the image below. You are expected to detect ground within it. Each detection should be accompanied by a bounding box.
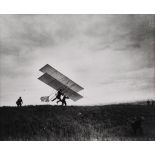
[0,102,155,140]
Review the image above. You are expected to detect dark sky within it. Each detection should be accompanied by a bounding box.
[0,15,155,106]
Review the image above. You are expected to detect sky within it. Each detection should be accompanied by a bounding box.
[0,14,155,106]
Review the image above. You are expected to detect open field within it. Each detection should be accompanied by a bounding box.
[0,103,155,140]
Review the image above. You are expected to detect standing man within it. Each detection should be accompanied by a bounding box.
[16,97,23,107]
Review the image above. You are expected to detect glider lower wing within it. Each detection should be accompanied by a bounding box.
[39,64,84,92]
[38,73,83,101]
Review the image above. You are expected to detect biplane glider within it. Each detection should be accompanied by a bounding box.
[38,64,84,102]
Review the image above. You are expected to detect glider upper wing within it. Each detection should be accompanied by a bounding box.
[38,73,83,101]
[39,64,84,92]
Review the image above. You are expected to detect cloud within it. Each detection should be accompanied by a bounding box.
[86,15,155,54]
[0,15,79,79]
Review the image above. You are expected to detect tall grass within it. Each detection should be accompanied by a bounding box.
[0,103,155,140]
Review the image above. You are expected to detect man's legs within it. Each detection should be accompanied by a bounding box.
[57,99,61,104]
[64,101,67,106]
[62,101,67,106]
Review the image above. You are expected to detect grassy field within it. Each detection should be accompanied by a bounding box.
[0,103,155,141]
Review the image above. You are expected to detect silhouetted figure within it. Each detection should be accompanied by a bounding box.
[52,89,63,103]
[131,116,144,135]
[147,100,150,106]
[16,97,23,107]
[61,95,69,106]
[151,100,154,106]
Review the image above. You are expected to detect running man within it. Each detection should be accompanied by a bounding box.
[52,89,63,103]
